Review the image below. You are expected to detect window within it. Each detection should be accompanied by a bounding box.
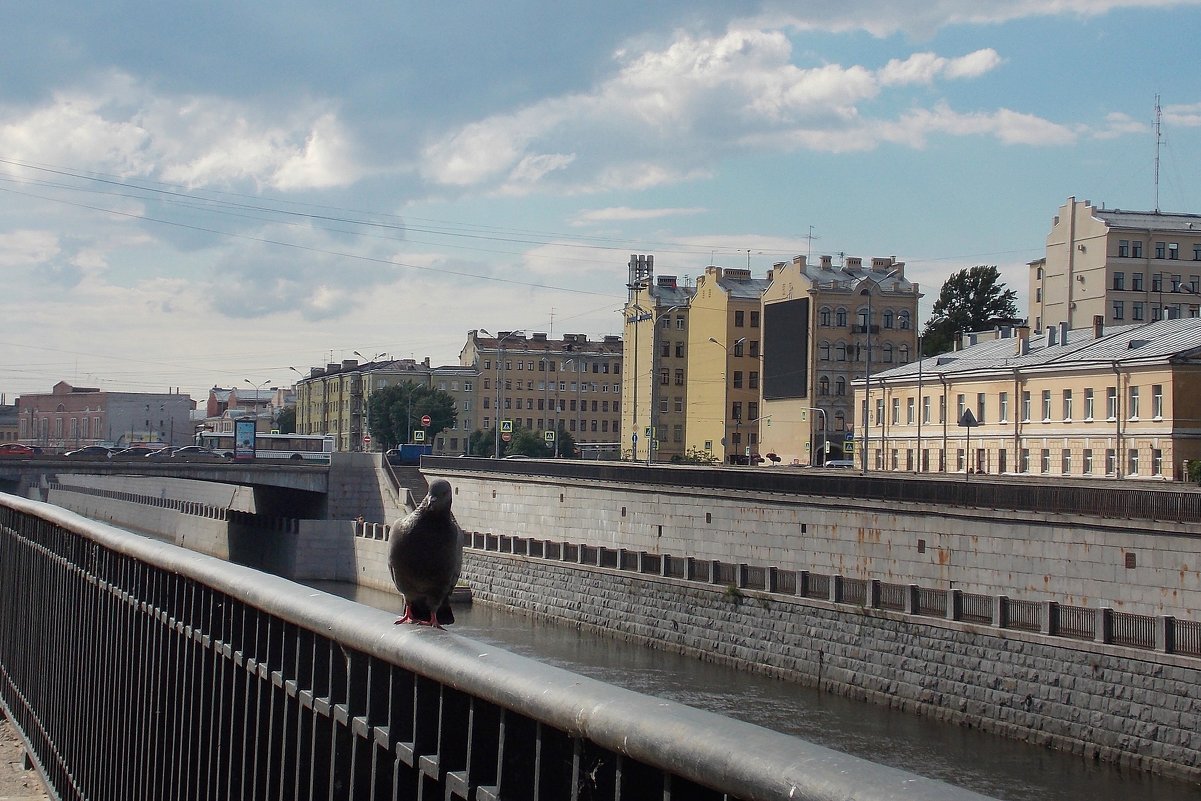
[731,402,742,420]
[956,449,965,472]
[676,316,685,330]
[1132,241,1143,258]
[835,377,845,396]
[1118,239,1129,257]
[1152,273,1163,292]
[1106,387,1117,420]
[1132,273,1143,291]
[882,343,893,363]
[750,311,760,328]
[1153,384,1163,419]
[1195,244,1201,261]
[1084,388,1095,420]
[1040,449,1051,473]
[1061,448,1071,474]
[922,395,931,424]
[674,369,684,386]
[939,395,946,424]
[819,376,829,396]
[999,392,1009,423]
[1083,449,1093,474]
[1020,448,1030,473]
[874,398,884,426]
[748,402,759,421]
[1169,243,1179,260]
[674,397,684,413]
[1113,272,1125,290]
[675,342,685,358]
[819,343,830,361]
[734,310,745,327]
[749,341,760,358]
[1041,390,1052,421]
[1133,302,1144,321]
[749,371,759,389]
[1113,300,1125,320]
[1128,385,1140,419]
[836,309,847,327]
[883,310,894,328]
[1128,448,1140,475]
[1156,242,1166,259]
[1062,389,1073,421]
[733,341,745,357]
[660,341,671,357]
[659,369,669,386]
[891,398,900,425]
[1035,287,1042,302]
[898,311,911,330]
[956,394,966,421]
[1105,448,1116,475]
[899,344,910,364]
[906,398,915,425]
[836,344,846,361]
[1021,391,1031,422]
[1153,448,1164,476]
[976,393,986,424]
[820,307,831,326]
[733,371,743,389]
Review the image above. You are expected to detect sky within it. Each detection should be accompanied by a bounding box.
[2,1,1200,403]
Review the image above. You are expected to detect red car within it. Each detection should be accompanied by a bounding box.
[0,443,36,457]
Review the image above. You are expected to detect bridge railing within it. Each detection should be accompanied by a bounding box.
[0,495,997,801]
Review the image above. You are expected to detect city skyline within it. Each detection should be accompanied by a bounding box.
[2,1,1199,401]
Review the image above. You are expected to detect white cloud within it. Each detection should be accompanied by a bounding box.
[1092,111,1148,139]
[570,206,706,225]
[1164,102,1201,127]
[0,72,362,191]
[878,49,1002,86]
[0,229,61,267]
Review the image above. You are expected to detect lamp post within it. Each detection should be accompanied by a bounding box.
[708,336,746,465]
[807,407,827,465]
[860,267,901,474]
[626,303,652,461]
[352,351,386,451]
[480,330,524,457]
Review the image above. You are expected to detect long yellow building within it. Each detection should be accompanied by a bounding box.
[855,316,1201,479]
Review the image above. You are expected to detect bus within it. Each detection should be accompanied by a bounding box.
[197,431,335,462]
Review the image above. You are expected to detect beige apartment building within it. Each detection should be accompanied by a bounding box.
[761,254,920,466]
[683,265,773,465]
[1031,196,1201,333]
[854,317,1201,479]
[460,330,623,457]
[620,254,695,462]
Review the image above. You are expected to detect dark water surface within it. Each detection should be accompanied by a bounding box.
[309,581,1199,801]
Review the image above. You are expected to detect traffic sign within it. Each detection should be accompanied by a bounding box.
[501,432,512,442]
[413,430,426,442]
[421,414,431,427]
[544,430,555,442]
[363,434,371,444]
[500,420,513,433]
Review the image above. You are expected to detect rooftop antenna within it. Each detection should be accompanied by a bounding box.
[1154,94,1163,213]
[549,307,555,337]
[805,226,819,263]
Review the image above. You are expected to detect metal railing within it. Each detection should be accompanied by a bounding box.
[0,495,997,801]
[430,457,1201,524]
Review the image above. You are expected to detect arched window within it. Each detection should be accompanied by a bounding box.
[898,311,911,330]
[899,344,910,363]
[836,308,847,327]
[835,377,846,396]
[819,342,831,360]
[834,412,846,431]
[883,310,894,328]
[819,376,830,396]
[883,343,894,363]
[857,308,869,328]
[819,307,831,326]
[836,343,846,361]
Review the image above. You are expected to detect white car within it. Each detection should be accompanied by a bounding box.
[823,460,856,469]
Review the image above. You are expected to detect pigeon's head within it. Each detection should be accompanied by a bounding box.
[426,479,453,513]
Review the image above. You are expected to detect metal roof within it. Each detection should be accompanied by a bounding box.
[873,317,1201,383]
[1095,208,1201,233]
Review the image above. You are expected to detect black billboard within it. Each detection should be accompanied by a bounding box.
[762,298,809,400]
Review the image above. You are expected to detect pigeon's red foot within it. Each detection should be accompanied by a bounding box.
[417,609,444,629]
[394,605,415,625]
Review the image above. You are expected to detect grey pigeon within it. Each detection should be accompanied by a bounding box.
[388,479,462,627]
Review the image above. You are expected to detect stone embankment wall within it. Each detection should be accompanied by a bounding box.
[429,467,1201,619]
[460,546,1201,783]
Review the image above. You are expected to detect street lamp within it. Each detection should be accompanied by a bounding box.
[352,352,387,451]
[708,337,746,465]
[626,303,653,460]
[808,407,827,465]
[860,267,901,474]
[479,329,525,457]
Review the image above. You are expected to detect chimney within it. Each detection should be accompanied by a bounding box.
[1015,325,1030,356]
[820,255,832,270]
[1045,327,1057,347]
[656,275,677,289]
[792,255,807,268]
[342,359,358,370]
[1058,321,1069,346]
[1092,315,1104,339]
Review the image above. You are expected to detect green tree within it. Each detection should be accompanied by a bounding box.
[921,266,1020,356]
[468,428,497,457]
[275,406,296,434]
[367,382,457,449]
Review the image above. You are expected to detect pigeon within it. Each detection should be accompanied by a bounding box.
[388,479,462,627]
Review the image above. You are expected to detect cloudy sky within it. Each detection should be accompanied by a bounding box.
[2,1,1199,401]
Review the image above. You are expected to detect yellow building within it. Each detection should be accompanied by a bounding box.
[762,255,920,466]
[1031,196,1201,333]
[461,330,623,457]
[684,265,772,465]
[620,255,694,462]
[854,317,1201,479]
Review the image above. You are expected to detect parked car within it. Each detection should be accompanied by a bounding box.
[823,459,857,469]
[143,447,179,460]
[0,443,37,457]
[169,446,230,462]
[110,446,165,460]
[63,445,113,459]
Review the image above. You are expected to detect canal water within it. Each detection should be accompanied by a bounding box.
[309,580,1198,801]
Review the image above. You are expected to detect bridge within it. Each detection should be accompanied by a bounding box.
[0,493,997,801]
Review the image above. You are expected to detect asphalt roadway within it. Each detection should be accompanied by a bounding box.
[0,716,47,801]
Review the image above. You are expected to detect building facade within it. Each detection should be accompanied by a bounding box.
[854,317,1201,479]
[430,366,478,455]
[460,330,623,457]
[761,255,921,466]
[683,265,773,465]
[620,254,695,462]
[1031,196,1201,333]
[18,382,194,451]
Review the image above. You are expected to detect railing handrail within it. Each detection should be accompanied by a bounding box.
[0,494,998,801]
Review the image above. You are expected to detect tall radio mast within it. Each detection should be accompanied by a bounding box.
[1154,94,1163,213]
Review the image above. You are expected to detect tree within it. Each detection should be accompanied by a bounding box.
[367,382,457,449]
[921,266,1020,356]
[275,406,296,434]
